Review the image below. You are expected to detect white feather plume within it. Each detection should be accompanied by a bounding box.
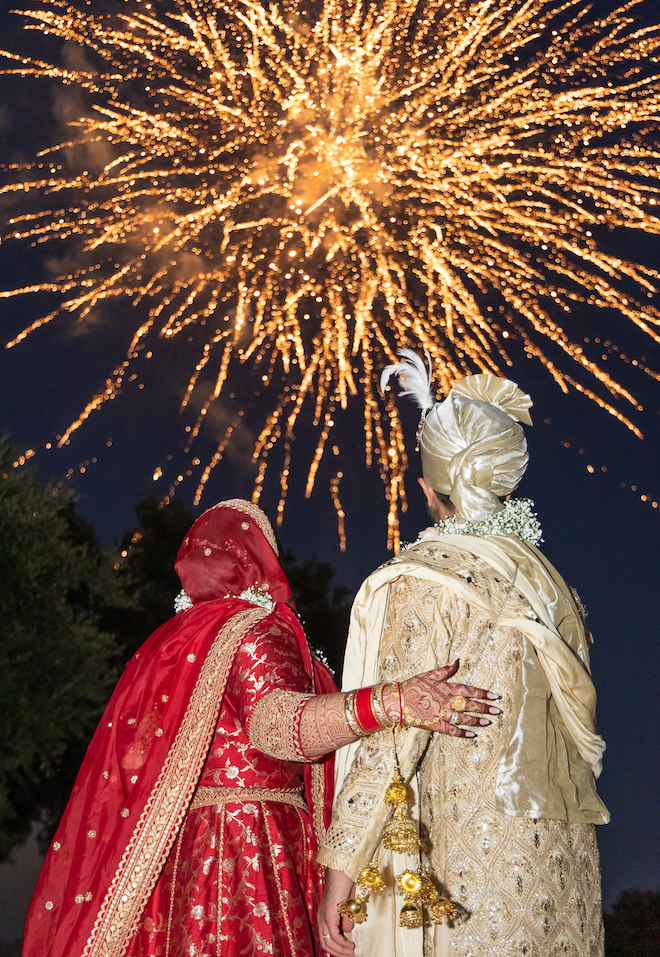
[380,348,435,411]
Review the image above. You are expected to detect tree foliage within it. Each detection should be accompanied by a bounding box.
[115,500,352,676]
[0,440,127,859]
[0,475,352,858]
[114,494,194,662]
[282,551,352,678]
[605,890,660,957]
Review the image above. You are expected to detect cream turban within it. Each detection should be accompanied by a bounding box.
[420,374,533,523]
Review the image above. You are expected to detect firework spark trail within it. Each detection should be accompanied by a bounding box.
[2,0,660,549]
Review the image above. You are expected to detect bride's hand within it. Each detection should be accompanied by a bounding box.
[387,660,502,738]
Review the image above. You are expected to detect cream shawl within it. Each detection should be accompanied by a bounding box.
[336,531,608,825]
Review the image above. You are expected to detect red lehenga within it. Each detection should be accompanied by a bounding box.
[22,501,336,957]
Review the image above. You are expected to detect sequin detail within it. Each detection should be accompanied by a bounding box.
[249,688,311,761]
[321,559,604,956]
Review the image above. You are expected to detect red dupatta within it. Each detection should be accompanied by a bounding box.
[22,500,336,957]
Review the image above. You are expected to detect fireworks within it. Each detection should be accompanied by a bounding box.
[2,0,660,549]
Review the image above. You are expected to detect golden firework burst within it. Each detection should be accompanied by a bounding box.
[2,0,660,549]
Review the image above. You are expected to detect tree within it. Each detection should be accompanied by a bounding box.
[0,472,352,860]
[281,551,352,678]
[605,890,660,957]
[0,439,127,859]
[115,499,352,677]
[114,494,194,661]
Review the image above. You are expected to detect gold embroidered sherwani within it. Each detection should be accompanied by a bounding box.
[318,535,608,957]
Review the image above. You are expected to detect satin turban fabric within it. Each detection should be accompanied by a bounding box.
[419,374,533,523]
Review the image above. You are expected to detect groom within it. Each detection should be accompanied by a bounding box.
[318,366,608,957]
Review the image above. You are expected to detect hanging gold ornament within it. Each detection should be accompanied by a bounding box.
[384,768,408,808]
[357,860,386,895]
[338,732,460,930]
[337,860,386,925]
[429,895,460,925]
[337,896,369,924]
[383,809,421,853]
[397,869,426,927]
[397,869,460,927]
[418,874,437,903]
[398,869,423,896]
[399,902,423,928]
[382,767,420,853]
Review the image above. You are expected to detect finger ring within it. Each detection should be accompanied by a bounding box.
[323,934,331,938]
[451,695,467,712]
[450,712,459,725]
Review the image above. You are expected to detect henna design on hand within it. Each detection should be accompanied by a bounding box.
[299,693,359,758]
[298,661,501,757]
[400,661,501,738]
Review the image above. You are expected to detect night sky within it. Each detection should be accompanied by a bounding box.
[1,0,659,944]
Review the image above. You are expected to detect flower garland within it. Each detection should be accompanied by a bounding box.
[236,583,275,611]
[174,584,334,673]
[174,589,193,614]
[431,497,543,546]
[174,583,276,614]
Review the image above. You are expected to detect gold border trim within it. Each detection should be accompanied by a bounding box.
[82,607,268,957]
[204,499,279,555]
[190,786,306,811]
[310,761,327,848]
[265,810,301,952]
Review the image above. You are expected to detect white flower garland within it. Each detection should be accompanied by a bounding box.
[174,584,333,673]
[431,497,543,546]
[174,589,194,614]
[311,646,334,675]
[236,583,275,612]
[174,583,276,613]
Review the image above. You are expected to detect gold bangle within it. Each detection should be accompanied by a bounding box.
[344,690,366,736]
[371,681,395,730]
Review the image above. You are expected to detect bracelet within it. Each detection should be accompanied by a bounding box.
[344,690,366,737]
[371,681,395,730]
[353,686,382,735]
[345,683,404,738]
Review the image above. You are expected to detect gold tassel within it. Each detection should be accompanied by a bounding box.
[429,895,459,925]
[397,870,425,928]
[382,766,420,853]
[337,896,369,924]
[357,860,386,895]
[336,859,386,925]
[338,728,461,929]
[397,869,459,927]
[399,902,423,928]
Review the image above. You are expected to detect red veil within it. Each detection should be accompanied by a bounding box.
[22,500,336,957]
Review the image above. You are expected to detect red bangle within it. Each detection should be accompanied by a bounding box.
[353,686,381,735]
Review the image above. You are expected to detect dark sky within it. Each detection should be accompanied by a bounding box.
[1,0,659,942]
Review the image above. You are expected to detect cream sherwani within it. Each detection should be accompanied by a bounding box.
[318,533,607,957]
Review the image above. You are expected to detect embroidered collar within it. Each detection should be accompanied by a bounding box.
[430,497,543,546]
